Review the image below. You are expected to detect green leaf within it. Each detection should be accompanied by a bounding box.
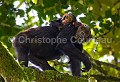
[43,0,58,8]
[99,29,104,33]
[80,17,89,24]
[105,10,112,18]
[17,9,24,17]
[32,0,37,4]
[94,28,99,33]
[60,0,68,5]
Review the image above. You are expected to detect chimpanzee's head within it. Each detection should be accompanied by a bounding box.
[75,22,91,43]
[61,13,76,25]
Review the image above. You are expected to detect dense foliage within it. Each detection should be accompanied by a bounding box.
[0,0,120,82]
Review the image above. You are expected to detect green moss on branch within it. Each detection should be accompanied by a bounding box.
[0,41,88,82]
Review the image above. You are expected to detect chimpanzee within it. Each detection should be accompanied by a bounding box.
[13,13,92,76]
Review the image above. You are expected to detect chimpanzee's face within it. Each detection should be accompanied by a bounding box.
[61,14,75,25]
[75,22,91,43]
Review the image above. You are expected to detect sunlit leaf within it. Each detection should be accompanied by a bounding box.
[32,0,37,4]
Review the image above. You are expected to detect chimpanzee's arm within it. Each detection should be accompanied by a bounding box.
[69,43,82,76]
[69,56,81,76]
[56,24,92,72]
[57,42,91,72]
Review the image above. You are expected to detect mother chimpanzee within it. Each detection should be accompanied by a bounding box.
[13,13,92,76]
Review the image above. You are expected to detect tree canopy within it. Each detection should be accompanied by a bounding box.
[0,0,120,82]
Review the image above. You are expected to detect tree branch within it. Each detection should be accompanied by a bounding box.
[0,41,88,82]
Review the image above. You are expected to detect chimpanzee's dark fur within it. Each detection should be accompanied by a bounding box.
[13,15,92,76]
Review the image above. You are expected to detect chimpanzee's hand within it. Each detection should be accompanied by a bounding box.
[81,68,89,72]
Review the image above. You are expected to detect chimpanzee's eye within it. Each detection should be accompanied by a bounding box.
[84,24,87,27]
[65,16,69,19]
[63,16,66,20]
